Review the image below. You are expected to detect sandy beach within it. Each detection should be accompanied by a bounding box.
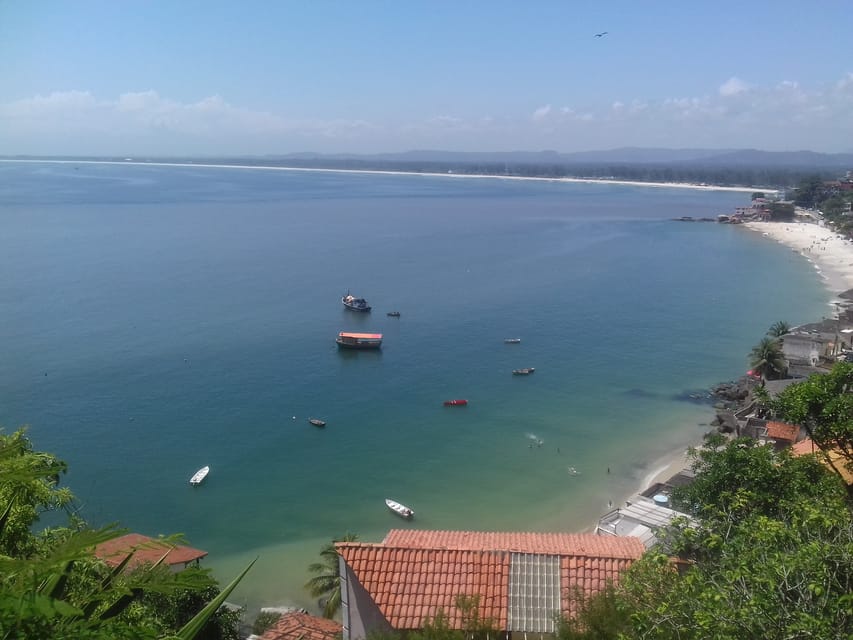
[743,220,853,296]
[0,158,771,194]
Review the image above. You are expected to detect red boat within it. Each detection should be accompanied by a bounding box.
[443,399,468,406]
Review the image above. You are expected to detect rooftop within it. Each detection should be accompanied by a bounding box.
[765,421,801,443]
[259,610,342,640]
[93,533,207,570]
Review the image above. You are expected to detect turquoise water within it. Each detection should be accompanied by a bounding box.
[0,162,829,610]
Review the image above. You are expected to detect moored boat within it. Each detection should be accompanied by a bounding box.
[504,338,521,344]
[387,311,401,317]
[443,399,468,406]
[512,368,535,375]
[385,498,414,519]
[189,466,209,486]
[308,418,326,428]
[336,332,383,349]
[342,291,371,312]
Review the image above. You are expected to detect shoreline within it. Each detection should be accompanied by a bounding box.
[0,158,772,194]
[742,219,853,296]
[609,216,853,523]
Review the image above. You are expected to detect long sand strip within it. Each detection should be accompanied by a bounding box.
[0,158,772,194]
[743,221,853,296]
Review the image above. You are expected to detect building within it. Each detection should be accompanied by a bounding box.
[336,530,644,640]
[92,533,207,572]
[781,331,833,367]
[257,609,342,640]
[596,494,695,548]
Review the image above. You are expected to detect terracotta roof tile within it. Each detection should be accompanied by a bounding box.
[260,610,342,640]
[382,530,643,558]
[93,533,207,570]
[338,532,644,630]
[765,421,801,443]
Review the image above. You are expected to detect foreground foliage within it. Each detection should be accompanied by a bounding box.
[0,427,251,639]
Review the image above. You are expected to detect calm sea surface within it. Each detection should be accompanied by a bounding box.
[0,161,830,610]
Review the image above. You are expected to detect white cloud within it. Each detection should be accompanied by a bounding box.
[532,104,552,121]
[2,73,853,154]
[719,77,751,97]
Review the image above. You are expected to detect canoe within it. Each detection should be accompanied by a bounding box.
[512,368,535,375]
[385,498,414,519]
[189,466,209,486]
[308,418,326,427]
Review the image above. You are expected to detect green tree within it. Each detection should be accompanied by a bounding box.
[305,533,358,619]
[0,428,253,639]
[767,320,790,337]
[793,175,826,208]
[771,362,853,486]
[555,583,631,640]
[749,336,787,380]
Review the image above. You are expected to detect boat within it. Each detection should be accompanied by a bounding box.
[443,399,468,406]
[336,331,383,349]
[512,368,535,375]
[189,466,209,486]
[504,338,521,344]
[308,418,326,428]
[342,291,371,312]
[387,311,401,317]
[385,498,414,519]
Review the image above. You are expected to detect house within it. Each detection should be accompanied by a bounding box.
[92,533,207,572]
[258,609,342,640]
[781,331,833,366]
[741,419,801,450]
[791,438,853,486]
[336,530,644,640]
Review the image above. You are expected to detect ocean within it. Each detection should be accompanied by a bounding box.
[0,161,829,610]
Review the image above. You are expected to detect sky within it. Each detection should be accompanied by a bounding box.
[1,1,851,156]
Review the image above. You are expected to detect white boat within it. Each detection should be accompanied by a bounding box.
[385,498,414,519]
[504,338,521,344]
[189,466,210,485]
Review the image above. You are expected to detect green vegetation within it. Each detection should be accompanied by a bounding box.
[749,335,787,380]
[0,427,251,639]
[767,320,791,337]
[305,532,358,618]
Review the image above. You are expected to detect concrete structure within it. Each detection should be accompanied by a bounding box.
[595,495,694,548]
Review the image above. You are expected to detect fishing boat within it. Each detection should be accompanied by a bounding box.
[512,368,535,375]
[385,498,414,519]
[336,331,383,349]
[387,311,401,317]
[342,291,371,312]
[308,418,326,428]
[189,466,209,486]
[504,338,521,344]
[443,399,468,406]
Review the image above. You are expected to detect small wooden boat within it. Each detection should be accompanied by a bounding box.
[385,498,414,519]
[512,368,535,375]
[336,332,383,349]
[189,466,210,486]
[308,418,326,428]
[387,311,401,317]
[504,338,521,344]
[443,399,468,406]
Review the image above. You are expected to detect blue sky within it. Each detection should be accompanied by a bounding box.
[1,1,851,155]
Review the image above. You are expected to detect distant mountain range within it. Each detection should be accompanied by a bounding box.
[263,148,853,168]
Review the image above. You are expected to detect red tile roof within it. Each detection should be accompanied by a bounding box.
[260,610,342,640]
[383,530,643,558]
[338,531,644,630]
[765,421,800,443]
[791,438,853,485]
[337,543,509,630]
[93,533,207,570]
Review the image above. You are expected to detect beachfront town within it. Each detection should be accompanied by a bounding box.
[4,171,853,639]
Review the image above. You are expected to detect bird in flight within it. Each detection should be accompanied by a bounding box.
[595,31,608,37]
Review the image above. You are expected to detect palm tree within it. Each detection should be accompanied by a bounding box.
[305,532,358,618]
[750,337,787,380]
[767,321,791,338]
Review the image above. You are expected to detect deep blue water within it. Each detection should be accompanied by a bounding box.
[0,161,829,609]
